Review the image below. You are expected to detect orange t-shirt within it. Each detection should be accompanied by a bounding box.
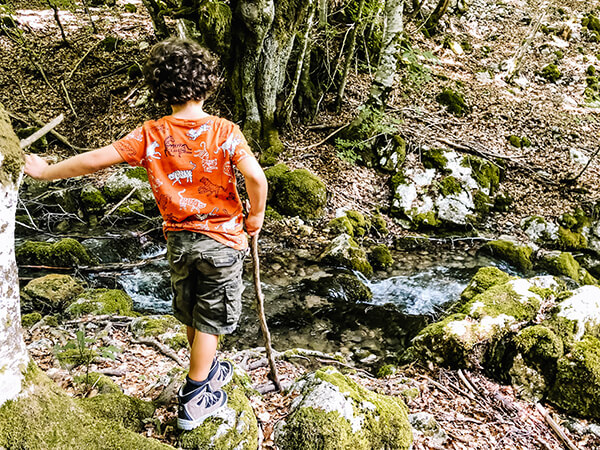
[113,115,253,250]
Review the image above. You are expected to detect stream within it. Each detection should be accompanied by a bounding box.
[17,232,520,367]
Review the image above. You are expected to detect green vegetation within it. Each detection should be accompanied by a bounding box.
[421,148,449,171]
[16,238,93,267]
[459,267,512,304]
[20,274,84,314]
[461,155,501,194]
[539,252,597,285]
[66,289,134,318]
[369,244,394,270]
[21,312,42,328]
[438,176,462,196]
[540,64,561,82]
[267,168,327,220]
[481,240,533,272]
[80,186,107,213]
[435,88,469,116]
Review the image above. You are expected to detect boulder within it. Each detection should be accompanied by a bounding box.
[65,289,134,318]
[479,240,533,272]
[274,367,412,450]
[270,168,327,220]
[80,186,107,214]
[537,250,597,285]
[319,234,373,276]
[21,274,84,314]
[368,244,394,270]
[178,367,259,449]
[16,238,93,267]
[103,167,154,209]
[390,149,499,229]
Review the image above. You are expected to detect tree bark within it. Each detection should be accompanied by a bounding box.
[367,0,404,110]
[0,105,28,407]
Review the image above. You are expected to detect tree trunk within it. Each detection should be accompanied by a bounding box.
[367,0,404,110]
[0,105,28,407]
[229,0,312,164]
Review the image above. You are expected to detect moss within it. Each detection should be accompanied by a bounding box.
[481,240,533,272]
[584,14,600,33]
[65,289,134,318]
[166,333,189,351]
[328,216,354,237]
[132,315,183,337]
[541,64,561,82]
[193,0,232,58]
[127,167,149,182]
[123,3,137,12]
[0,365,170,449]
[515,325,563,376]
[369,244,393,270]
[335,273,373,302]
[127,64,142,80]
[179,369,258,450]
[587,65,597,76]
[265,206,283,220]
[436,88,469,116]
[55,347,97,368]
[80,186,107,213]
[320,234,373,276]
[473,190,491,215]
[493,192,513,212]
[521,136,532,147]
[0,105,25,186]
[116,198,145,217]
[539,252,597,285]
[16,238,93,267]
[345,210,369,236]
[370,212,388,236]
[278,368,412,450]
[460,266,512,303]
[421,148,449,171]
[548,335,600,418]
[459,282,540,322]
[21,312,42,328]
[412,210,441,228]
[264,163,290,202]
[73,372,122,395]
[20,274,85,314]
[273,169,327,220]
[557,226,588,251]
[508,135,522,148]
[461,155,501,194]
[377,364,396,378]
[438,176,462,196]
[81,393,156,432]
[101,36,120,52]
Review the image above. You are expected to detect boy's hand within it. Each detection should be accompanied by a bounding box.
[24,154,49,180]
[245,212,264,236]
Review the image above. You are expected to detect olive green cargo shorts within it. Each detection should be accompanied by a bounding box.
[166,231,246,335]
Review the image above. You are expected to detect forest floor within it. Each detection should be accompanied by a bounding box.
[3,0,600,448]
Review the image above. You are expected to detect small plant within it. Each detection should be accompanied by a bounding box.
[540,64,561,83]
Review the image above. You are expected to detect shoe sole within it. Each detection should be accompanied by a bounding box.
[177,393,228,431]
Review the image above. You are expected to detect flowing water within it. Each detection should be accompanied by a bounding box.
[17,232,520,366]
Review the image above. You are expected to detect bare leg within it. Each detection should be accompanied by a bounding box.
[186,325,195,347]
[188,330,218,382]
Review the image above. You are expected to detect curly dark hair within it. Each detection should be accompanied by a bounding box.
[143,37,219,106]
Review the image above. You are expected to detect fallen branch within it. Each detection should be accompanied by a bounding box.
[68,41,102,80]
[27,111,92,152]
[300,122,351,150]
[132,336,185,367]
[19,114,64,149]
[536,403,579,450]
[100,187,137,223]
[561,146,600,185]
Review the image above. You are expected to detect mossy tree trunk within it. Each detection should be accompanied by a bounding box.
[0,105,28,407]
[229,0,313,164]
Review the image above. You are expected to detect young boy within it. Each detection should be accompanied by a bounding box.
[24,38,268,430]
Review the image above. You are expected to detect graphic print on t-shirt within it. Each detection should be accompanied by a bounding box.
[112,116,253,250]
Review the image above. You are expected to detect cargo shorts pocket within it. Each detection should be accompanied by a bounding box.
[224,282,243,326]
[204,250,240,268]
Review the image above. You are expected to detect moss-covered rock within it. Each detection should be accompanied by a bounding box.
[378,135,406,173]
[21,312,42,328]
[0,365,171,449]
[20,274,84,314]
[319,234,373,276]
[131,315,188,351]
[16,238,93,267]
[73,372,122,395]
[81,392,156,432]
[436,88,469,116]
[264,163,290,203]
[80,185,107,214]
[540,64,561,82]
[179,366,258,449]
[557,226,588,251]
[421,148,449,172]
[327,216,354,237]
[538,251,597,285]
[461,155,501,195]
[65,289,134,317]
[370,211,388,236]
[514,325,563,380]
[103,168,153,209]
[335,273,373,302]
[369,244,393,270]
[509,354,547,402]
[271,169,327,220]
[553,285,600,342]
[459,266,513,304]
[548,335,600,419]
[480,240,533,272]
[521,216,559,245]
[274,367,412,450]
[438,176,462,196]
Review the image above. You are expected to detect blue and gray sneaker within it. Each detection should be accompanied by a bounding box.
[177,384,227,431]
[208,359,233,392]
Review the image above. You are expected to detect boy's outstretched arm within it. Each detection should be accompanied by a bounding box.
[237,156,267,236]
[24,145,125,180]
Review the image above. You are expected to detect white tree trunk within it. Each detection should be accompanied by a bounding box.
[368,0,404,108]
[0,105,28,407]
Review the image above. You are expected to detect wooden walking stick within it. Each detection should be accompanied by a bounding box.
[250,232,282,391]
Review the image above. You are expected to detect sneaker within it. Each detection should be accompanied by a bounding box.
[177,384,227,431]
[207,359,233,392]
